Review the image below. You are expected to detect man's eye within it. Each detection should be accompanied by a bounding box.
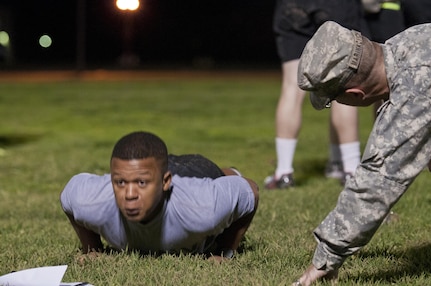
[116,180,125,186]
[138,180,146,187]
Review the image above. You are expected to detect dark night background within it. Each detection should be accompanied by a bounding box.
[0,0,279,69]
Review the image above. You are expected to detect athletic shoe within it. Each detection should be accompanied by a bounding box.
[264,173,294,190]
[325,161,344,179]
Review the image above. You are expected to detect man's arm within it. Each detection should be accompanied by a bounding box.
[212,174,259,260]
[65,213,104,253]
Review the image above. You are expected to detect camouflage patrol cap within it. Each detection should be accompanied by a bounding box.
[298,21,363,110]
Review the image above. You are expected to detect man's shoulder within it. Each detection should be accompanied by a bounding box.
[61,173,113,206]
[383,24,431,74]
[386,24,431,48]
[67,172,111,188]
[166,175,251,234]
[61,172,119,228]
[167,177,220,232]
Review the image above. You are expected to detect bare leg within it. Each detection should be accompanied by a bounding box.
[329,101,360,176]
[276,60,307,139]
[265,60,306,188]
[330,101,358,147]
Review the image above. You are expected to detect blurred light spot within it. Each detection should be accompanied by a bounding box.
[116,0,139,10]
[0,31,10,47]
[39,35,52,48]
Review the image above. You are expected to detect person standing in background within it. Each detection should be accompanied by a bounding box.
[363,0,405,43]
[363,0,406,116]
[265,0,367,189]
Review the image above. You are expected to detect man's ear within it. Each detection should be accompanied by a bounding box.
[162,171,172,191]
[346,88,366,98]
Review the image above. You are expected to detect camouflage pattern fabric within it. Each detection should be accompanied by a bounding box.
[298,21,364,110]
[311,23,431,271]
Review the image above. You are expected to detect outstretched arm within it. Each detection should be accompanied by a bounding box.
[65,212,104,253]
[212,173,259,261]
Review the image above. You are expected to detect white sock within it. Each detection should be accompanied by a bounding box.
[275,137,296,178]
[329,143,342,163]
[340,141,361,174]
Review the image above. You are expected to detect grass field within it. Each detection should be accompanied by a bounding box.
[1,70,431,285]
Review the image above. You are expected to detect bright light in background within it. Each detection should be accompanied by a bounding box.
[0,31,10,47]
[39,34,52,48]
[116,0,139,10]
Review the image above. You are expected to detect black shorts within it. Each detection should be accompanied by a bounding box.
[402,0,431,27]
[273,0,365,62]
[365,8,405,43]
[168,154,225,179]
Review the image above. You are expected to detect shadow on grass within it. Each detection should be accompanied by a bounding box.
[294,158,327,186]
[0,133,43,147]
[265,157,328,186]
[114,236,259,260]
[351,243,431,283]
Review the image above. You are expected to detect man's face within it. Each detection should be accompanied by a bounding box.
[111,157,171,223]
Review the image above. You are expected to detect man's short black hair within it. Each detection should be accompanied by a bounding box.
[111,131,168,172]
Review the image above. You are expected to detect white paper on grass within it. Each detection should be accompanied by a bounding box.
[0,265,93,286]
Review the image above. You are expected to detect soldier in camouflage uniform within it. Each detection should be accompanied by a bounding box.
[291,21,431,285]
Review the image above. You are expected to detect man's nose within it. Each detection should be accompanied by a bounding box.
[125,184,138,200]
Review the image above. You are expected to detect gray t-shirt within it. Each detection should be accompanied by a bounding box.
[60,173,255,254]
